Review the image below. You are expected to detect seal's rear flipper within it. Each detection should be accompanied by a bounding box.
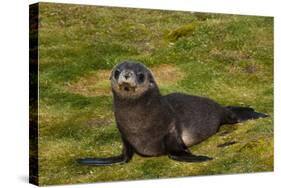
[226,106,268,122]
[168,151,212,162]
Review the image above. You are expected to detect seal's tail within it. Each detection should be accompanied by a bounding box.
[225,106,268,122]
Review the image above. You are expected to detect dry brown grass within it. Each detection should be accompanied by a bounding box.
[151,64,185,86]
[66,64,185,97]
[65,70,112,97]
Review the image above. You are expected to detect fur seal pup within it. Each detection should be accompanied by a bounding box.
[77,60,268,165]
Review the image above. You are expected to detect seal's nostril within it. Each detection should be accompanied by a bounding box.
[124,75,129,79]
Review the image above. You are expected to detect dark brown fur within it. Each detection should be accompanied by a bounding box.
[77,60,267,165]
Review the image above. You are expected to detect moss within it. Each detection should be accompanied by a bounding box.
[165,23,197,41]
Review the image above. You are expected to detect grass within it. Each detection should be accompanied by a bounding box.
[37,3,273,186]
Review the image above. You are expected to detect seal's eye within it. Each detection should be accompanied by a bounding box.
[138,73,145,83]
[114,70,120,79]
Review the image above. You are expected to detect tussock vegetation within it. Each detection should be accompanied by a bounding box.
[38,3,273,185]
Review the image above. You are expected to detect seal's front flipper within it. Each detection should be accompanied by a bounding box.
[77,155,127,166]
[168,151,212,162]
[77,136,134,166]
[164,131,212,162]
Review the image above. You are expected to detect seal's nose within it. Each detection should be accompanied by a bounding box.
[124,72,132,80]
[124,74,129,80]
[118,70,136,88]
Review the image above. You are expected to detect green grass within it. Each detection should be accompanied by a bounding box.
[38,3,273,186]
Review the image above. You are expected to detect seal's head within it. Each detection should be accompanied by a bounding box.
[110,60,158,99]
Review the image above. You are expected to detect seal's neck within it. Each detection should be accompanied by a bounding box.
[113,88,161,108]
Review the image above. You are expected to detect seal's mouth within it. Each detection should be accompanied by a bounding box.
[118,83,136,92]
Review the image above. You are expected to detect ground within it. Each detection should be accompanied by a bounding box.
[37,3,273,186]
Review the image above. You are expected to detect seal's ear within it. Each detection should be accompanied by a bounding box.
[148,74,156,88]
